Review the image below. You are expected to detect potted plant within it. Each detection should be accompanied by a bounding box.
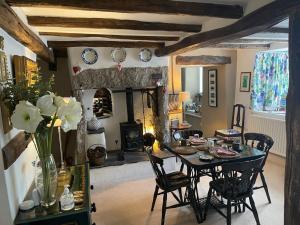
[1,75,82,207]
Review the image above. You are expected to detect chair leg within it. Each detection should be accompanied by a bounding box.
[178,188,183,203]
[260,172,271,203]
[204,187,213,220]
[161,192,168,225]
[180,163,184,172]
[249,196,261,225]
[151,185,159,211]
[227,200,232,225]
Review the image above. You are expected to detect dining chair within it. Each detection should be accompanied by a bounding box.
[215,104,245,144]
[204,157,264,225]
[244,132,274,203]
[146,151,200,225]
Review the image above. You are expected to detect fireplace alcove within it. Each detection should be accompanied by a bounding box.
[72,67,169,163]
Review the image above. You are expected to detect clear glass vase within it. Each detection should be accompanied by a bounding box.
[35,154,58,207]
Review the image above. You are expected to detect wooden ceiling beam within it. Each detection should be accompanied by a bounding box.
[176,55,231,65]
[28,16,202,33]
[39,32,180,41]
[155,0,299,56]
[210,43,271,49]
[7,0,243,19]
[266,27,289,33]
[48,41,165,48]
[0,3,53,62]
[224,38,288,43]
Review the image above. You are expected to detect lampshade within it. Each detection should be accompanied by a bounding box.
[179,91,190,102]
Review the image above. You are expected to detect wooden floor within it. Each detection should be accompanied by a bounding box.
[91,154,285,225]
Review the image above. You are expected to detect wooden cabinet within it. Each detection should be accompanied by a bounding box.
[14,163,94,225]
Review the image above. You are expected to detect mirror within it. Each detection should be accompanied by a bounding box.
[181,67,203,112]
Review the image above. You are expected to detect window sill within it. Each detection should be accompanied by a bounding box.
[250,111,285,122]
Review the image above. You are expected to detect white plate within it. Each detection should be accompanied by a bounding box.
[111,48,126,63]
[139,48,152,62]
[81,48,98,65]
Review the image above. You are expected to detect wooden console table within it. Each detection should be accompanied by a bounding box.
[14,163,95,225]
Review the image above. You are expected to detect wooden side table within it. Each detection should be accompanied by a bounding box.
[14,163,94,225]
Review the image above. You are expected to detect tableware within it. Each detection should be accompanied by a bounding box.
[174,146,198,155]
[81,48,98,65]
[190,137,207,146]
[232,141,241,151]
[180,139,187,146]
[111,48,126,63]
[199,154,214,161]
[139,48,152,62]
[209,147,240,159]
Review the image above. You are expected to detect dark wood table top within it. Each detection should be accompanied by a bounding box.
[163,143,265,170]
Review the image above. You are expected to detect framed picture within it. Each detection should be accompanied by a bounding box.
[13,55,38,86]
[0,35,4,50]
[208,69,218,107]
[240,72,251,92]
[0,51,8,82]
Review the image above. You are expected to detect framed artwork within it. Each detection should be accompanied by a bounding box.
[0,35,4,50]
[208,69,218,107]
[0,51,8,82]
[13,55,38,86]
[240,72,251,92]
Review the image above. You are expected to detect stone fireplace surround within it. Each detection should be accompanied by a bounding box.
[71,66,169,163]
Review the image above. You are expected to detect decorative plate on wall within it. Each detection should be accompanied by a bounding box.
[139,48,152,62]
[81,48,98,65]
[111,48,126,63]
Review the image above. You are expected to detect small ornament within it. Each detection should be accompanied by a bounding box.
[60,185,75,211]
[117,63,122,72]
[73,66,81,74]
[32,188,40,206]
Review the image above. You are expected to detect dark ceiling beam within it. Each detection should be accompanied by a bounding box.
[176,55,231,65]
[7,0,244,19]
[211,43,271,49]
[39,32,180,41]
[267,27,289,33]
[28,16,202,33]
[0,3,53,62]
[155,0,299,56]
[224,38,288,43]
[48,41,165,48]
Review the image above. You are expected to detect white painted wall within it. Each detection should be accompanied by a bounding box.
[67,47,169,151]
[0,28,38,225]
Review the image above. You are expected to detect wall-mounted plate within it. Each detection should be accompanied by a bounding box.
[81,48,98,65]
[139,48,152,62]
[111,48,126,63]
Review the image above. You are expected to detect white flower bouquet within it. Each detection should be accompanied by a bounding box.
[1,76,82,207]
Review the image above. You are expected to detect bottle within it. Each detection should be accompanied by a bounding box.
[60,185,75,211]
[32,188,40,206]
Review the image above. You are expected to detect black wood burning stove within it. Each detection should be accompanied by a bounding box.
[119,88,144,160]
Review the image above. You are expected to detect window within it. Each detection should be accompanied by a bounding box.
[251,50,289,113]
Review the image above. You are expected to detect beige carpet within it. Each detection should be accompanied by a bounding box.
[91,154,285,225]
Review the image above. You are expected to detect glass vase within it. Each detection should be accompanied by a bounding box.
[35,154,58,207]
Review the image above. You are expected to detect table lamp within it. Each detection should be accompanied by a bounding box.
[179,91,190,122]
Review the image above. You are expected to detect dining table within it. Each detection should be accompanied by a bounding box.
[162,140,266,223]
